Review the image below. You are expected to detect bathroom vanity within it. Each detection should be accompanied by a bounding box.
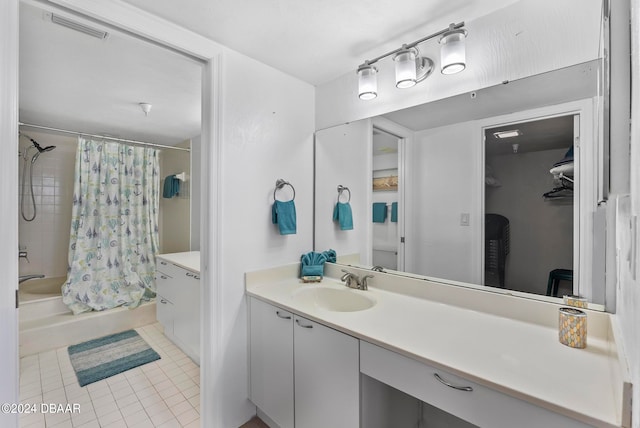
[156,251,200,364]
[246,263,631,428]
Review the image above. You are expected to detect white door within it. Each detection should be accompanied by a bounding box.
[294,315,359,428]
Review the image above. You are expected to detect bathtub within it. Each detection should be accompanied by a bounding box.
[19,275,66,303]
[18,275,157,356]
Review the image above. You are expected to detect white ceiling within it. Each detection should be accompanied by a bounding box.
[19,3,202,145]
[119,0,518,86]
[19,0,518,145]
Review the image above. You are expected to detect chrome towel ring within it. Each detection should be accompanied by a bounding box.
[337,185,351,203]
[274,179,296,201]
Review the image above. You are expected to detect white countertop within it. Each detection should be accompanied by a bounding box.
[157,251,200,273]
[246,263,630,428]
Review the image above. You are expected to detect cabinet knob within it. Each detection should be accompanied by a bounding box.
[276,311,292,320]
[295,319,313,329]
[433,373,473,392]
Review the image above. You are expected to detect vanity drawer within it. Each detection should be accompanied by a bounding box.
[360,341,591,428]
[157,258,199,280]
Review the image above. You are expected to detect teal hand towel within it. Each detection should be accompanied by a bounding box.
[391,202,398,222]
[322,249,337,263]
[301,265,324,277]
[333,202,353,230]
[272,200,297,235]
[372,202,387,223]
[300,251,329,278]
[163,174,180,198]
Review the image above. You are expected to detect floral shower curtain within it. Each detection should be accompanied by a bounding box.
[62,138,160,314]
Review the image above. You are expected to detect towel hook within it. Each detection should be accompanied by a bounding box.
[337,185,351,203]
[274,179,296,201]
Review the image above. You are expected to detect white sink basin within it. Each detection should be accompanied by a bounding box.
[292,286,376,312]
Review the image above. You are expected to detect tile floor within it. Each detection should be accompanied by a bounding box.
[19,323,200,428]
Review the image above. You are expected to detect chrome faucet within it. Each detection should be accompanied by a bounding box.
[19,274,44,284]
[341,269,361,289]
[341,270,373,290]
[360,275,374,290]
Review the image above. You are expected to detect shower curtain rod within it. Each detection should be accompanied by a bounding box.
[18,122,191,152]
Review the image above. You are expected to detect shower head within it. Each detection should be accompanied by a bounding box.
[31,139,56,153]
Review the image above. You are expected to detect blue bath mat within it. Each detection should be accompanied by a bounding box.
[68,329,160,387]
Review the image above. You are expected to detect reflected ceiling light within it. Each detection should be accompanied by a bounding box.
[493,129,522,139]
[356,22,467,100]
[439,24,468,75]
[357,64,378,100]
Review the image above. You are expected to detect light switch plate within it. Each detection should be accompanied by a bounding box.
[460,213,470,226]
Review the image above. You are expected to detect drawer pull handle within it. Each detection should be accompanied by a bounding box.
[160,261,167,265]
[194,275,200,280]
[295,319,313,329]
[186,272,194,277]
[276,311,292,320]
[160,275,168,279]
[160,299,168,304]
[433,373,473,392]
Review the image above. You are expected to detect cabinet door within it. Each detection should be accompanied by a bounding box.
[249,298,294,428]
[173,269,200,363]
[294,316,359,428]
[156,295,174,335]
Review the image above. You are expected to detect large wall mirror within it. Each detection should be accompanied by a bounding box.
[315,59,609,311]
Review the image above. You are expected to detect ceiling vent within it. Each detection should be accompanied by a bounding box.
[50,13,109,40]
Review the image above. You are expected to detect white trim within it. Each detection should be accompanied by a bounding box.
[9,1,225,427]
[0,1,20,426]
[201,57,223,427]
[477,98,598,303]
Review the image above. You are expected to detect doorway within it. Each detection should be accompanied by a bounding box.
[483,115,577,296]
[372,128,401,271]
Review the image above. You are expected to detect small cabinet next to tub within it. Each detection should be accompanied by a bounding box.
[156,252,200,364]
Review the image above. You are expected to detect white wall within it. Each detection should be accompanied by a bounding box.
[190,135,201,250]
[405,121,480,283]
[159,139,191,253]
[486,149,573,295]
[615,2,640,427]
[18,131,75,279]
[217,48,315,427]
[315,121,372,264]
[316,0,603,129]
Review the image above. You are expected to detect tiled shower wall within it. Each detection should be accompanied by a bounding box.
[18,131,76,278]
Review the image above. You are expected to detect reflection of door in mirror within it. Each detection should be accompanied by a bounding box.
[372,128,400,271]
[484,115,576,297]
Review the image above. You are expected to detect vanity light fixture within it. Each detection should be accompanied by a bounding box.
[357,64,378,100]
[439,24,468,75]
[493,129,522,139]
[357,21,467,100]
